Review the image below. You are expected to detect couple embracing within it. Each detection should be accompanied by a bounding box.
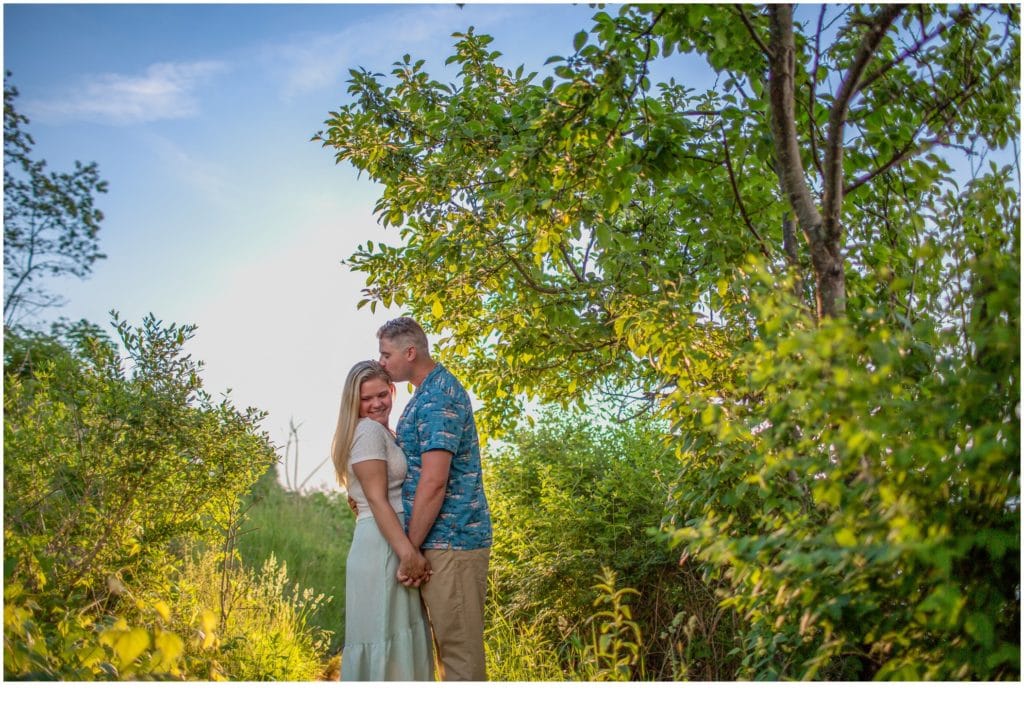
[331,317,491,682]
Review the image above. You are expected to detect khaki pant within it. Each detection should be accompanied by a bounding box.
[421,547,490,681]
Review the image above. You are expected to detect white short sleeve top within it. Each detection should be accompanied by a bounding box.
[347,417,407,522]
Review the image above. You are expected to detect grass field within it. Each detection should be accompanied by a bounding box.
[235,468,354,657]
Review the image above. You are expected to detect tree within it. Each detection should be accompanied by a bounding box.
[318,4,1017,433]
[319,4,1019,679]
[4,72,108,328]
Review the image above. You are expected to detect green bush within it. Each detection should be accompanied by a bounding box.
[4,315,275,601]
[3,316,294,680]
[485,410,739,680]
[3,575,187,680]
[658,172,1020,680]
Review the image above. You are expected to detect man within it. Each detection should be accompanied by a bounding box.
[377,317,492,682]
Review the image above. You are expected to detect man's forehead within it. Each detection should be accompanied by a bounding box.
[379,337,406,351]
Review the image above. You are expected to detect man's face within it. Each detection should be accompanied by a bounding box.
[378,336,412,383]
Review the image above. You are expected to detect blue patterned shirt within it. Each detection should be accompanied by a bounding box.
[397,363,492,550]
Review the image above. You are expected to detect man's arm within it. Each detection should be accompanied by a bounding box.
[406,449,451,549]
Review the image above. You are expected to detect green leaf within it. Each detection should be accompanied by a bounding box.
[965,613,995,647]
[151,630,184,673]
[834,528,857,548]
[112,628,150,668]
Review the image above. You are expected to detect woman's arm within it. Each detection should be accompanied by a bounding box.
[351,459,430,584]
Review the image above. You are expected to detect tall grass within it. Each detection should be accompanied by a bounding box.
[234,468,354,658]
[173,546,331,680]
[484,569,655,681]
[485,591,570,681]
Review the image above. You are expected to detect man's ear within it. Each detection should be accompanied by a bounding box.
[406,345,417,362]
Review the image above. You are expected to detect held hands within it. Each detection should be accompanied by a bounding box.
[397,550,432,588]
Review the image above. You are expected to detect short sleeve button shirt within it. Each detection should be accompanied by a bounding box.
[397,363,492,550]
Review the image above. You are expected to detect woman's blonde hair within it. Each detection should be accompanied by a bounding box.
[331,360,392,488]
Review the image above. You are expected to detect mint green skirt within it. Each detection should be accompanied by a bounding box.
[340,516,434,681]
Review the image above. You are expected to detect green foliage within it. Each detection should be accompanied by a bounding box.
[172,548,330,681]
[485,410,738,679]
[318,4,1018,435]
[486,567,658,681]
[234,467,355,657]
[4,577,186,680]
[4,541,331,681]
[484,589,572,681]
[3,316,289,680]
[4,315,275,600]
[576,568,646,681]
[322,3,1019,681]
[659,258,1019,678]
[4,72,107,327]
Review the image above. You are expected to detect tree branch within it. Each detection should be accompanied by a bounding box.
[734,5,774,60]
[806,4,828,179]
[767,5,822,239]
[846,137,948,195]
[559,242,586,283]
[846,72,983,194]
[504,248,568,295]
[721,125,772,259]
[858,6,976,94]
[822,4,904,233]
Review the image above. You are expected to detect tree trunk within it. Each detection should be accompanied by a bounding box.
[767,4,843,321]
[769,4,903,321]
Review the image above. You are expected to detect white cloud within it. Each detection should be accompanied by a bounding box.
[27,61,226,125]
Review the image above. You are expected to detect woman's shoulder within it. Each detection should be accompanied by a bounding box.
[355,417,390,437]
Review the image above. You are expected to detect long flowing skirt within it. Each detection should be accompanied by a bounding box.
[340,516,434,681]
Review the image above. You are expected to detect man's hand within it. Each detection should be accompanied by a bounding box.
[396,551,432,588]
[347,495,358,517]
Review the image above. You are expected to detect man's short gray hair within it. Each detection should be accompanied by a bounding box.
[377,317,430,356]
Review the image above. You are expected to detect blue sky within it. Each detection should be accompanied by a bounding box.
[3,2,625,491]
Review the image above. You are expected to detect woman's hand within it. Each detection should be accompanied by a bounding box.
[396,551,432,588]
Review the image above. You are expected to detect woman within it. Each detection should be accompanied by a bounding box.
[332,360,433,681]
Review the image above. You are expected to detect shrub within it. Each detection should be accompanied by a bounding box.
[3,575,187,680]
[484,410,739,680]
[3,315,277,680]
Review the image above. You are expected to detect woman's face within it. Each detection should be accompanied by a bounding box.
[359,377,393,427]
